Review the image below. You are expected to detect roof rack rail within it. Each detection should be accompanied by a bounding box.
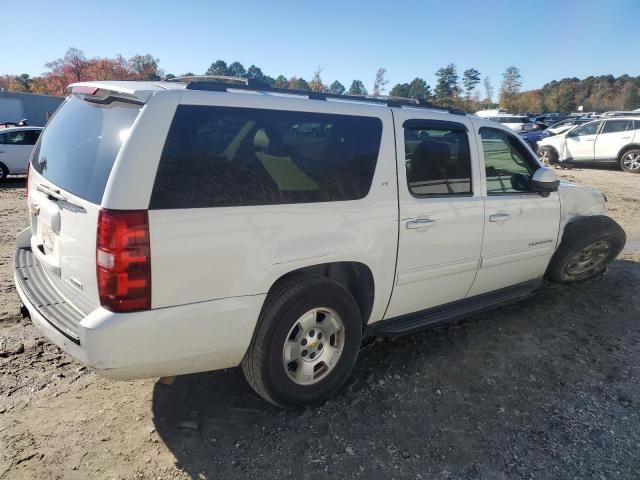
[171,77,465,116]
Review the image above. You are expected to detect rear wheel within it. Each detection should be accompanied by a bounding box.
[241,275,362,408]
[620,148,640,173]
[0,162,8,181]
[537,146,557,167]
[546,216,626,283]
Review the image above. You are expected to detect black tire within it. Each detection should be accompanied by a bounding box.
[619,148,640,173]
[241,274,362,408]
[537,146,558,166]
[546,216,626,283]
[0,162,8,182]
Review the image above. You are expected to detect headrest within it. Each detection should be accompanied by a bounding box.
[253,129,270,151]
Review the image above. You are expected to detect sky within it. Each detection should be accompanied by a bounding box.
[2,0,639,93]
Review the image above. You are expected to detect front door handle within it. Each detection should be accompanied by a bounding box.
[489,212,511,222]
[585,139,595,142]
[406,218,436,231]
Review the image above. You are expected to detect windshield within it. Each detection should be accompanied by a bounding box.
[31,95,141,204]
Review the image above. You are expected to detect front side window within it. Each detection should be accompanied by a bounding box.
[569,121,602,137]
[4,131,27,145]
[404,120,472,196]
[602,119,633,134]
[150,106,383,209]
[480,127,538,195]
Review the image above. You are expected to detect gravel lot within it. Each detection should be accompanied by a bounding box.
[1,168,639,479]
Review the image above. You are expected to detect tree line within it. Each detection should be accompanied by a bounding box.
[1,48,638,113]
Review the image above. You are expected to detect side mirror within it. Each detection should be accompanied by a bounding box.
[531,167,559,196]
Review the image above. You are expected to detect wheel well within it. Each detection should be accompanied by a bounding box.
[618,144,640,160]
[268,262,375,329]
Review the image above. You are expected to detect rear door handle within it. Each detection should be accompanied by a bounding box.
[489,213,511,222]
[406,218,436,231]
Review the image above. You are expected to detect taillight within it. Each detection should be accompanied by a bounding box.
[26,163,30,197]
[97,209,151,312]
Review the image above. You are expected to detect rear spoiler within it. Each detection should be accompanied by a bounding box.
[67,85,146,106]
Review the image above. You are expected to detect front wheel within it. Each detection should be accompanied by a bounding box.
[537,146,557,167]
[241,275,362,408]
[620,149,640,173]
[546,216,626,283]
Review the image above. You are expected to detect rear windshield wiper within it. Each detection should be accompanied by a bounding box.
[36,184,86,212]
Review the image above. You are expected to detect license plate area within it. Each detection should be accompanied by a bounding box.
[40,222,57,256]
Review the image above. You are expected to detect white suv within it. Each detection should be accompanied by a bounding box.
[14,80,626,407]
[537,117,640,173]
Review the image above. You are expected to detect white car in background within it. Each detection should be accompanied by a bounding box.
[0,126,43,180]
[475,110,534,132]
[537,117,640,173]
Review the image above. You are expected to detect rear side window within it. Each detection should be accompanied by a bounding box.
[31,95,140,204]
[25,129,41,145]
[404,120,472,196]
[602,119,633,134]
[150,106,383,209]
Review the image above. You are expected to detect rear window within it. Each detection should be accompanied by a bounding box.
[150,105,383,209]
[31,95,140,204]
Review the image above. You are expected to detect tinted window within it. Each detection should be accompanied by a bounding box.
[31,95,140,204]
[602,119,632,134]
[404,121,472,196]
[24,129,41,145]
[480,127,537,195]
[150,106,382,209]
[3,131,28,145]
[0,133,5,144]
[570,121,601,137]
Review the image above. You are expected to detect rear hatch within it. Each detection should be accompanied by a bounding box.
[27,92,142,310]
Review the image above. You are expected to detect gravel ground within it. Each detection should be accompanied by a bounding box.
[1,168,639,480]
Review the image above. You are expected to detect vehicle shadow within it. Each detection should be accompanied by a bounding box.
[151,258,640,479]
[1,177,27,190]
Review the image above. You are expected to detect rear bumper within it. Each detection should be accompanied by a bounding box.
[14,246,265,380]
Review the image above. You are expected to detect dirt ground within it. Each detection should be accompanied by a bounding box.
[1,168,639,480]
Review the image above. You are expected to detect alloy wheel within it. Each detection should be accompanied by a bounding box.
[622,152,640,171]
[282,307,345,386]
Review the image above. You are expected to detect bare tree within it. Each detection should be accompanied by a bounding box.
[483,76,494,105]
[309,67,325,92]
[373,68,388,96]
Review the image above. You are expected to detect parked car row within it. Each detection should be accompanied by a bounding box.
[474,109,640,173]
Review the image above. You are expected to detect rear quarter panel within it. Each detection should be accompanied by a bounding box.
[140,92,399,325]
